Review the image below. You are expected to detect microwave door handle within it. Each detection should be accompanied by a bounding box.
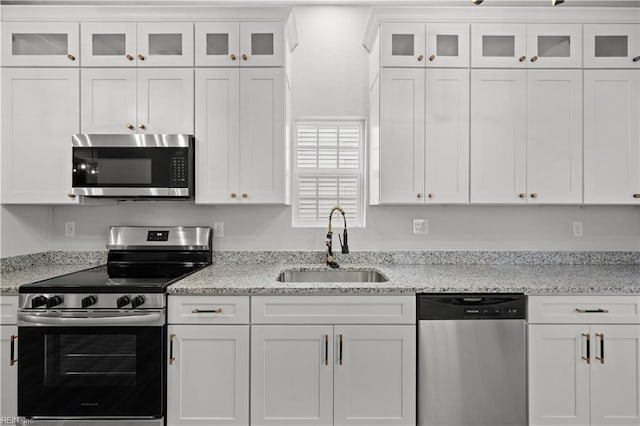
[18,312,164,327]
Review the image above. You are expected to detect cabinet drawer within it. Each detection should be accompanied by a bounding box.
[528,295,640,324]
[0,296,18,325]
[251,295,416,324]
[168,296,249,324]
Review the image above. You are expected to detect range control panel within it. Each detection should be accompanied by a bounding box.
[417,294,526,320]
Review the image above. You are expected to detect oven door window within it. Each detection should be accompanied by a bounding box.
[18,326,164,418]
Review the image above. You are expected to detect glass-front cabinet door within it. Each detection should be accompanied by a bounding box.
[81,22,136,66]
[195,22,240,66]
[584,24,640,68]
[1,22,79,66]
[380,23,426,67]
[526,24,582,68]
[239,22,284,67]
[137,22,194,66]
[426,23,469,68]
[471,24,527,68]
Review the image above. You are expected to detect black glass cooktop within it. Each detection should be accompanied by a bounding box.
[19,265,200,294]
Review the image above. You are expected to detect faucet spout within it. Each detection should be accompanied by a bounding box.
[326,206,349,268]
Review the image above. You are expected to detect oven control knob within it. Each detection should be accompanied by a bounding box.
[131,295,145,309]
[82,295,97,308]
[31,295,47,308]
[117,296,131,308]
[46,295,64,308]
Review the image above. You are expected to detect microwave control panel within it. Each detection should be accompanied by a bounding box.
[170,150,188,187]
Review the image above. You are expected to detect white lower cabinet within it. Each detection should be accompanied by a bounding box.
[250,296,416,426]
[529,296,640,426]
[0,325,18,418]
[166,296,250,426]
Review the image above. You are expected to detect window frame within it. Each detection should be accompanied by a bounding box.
[291,117,367,228]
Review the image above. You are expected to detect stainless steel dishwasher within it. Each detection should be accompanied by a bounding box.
[417,293,527,426]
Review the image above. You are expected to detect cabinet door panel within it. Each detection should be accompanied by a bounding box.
[239,22,284,67]
[137,68,194,134]
[2,68,80,204]
[380,23,426,68]
[526,70,582,204]
[239,68,286,203]
[472,24,527,68]
[379,68,425,204]
[584,70,640,204]
[167,325,249,425]
[526,24,582,68]
[0,326,18,418]
[195,69,240,204]
[81,68,137,133]
[590,325,640,426]
[2,22,79,66]
[470,69,526,203]
[528,325,591,426]
[426,23,469,68]
[334,325,415,426]
[425,68,469,203]
[81,22,136,67]
[584,24,640,68]
[251,325,333,426]
[195,22,240,67]
[137,22,194,67]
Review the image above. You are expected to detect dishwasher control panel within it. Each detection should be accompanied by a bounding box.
[417,293,526,320]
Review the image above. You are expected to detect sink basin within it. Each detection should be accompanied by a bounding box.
[276,269,388,283]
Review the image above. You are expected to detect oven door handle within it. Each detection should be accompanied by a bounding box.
[18,311,165,327]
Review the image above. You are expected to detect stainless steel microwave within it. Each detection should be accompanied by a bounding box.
[71,134,194,199]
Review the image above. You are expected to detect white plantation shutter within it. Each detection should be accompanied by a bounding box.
[293,121,365,227]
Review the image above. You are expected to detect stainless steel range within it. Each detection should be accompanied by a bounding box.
[17,226,212,426]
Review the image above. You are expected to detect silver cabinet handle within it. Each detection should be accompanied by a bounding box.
[581,333,590,364]
[10,335,17,366]
[191,308,223,314]
[595,333,605,364]
[575,308,609,314]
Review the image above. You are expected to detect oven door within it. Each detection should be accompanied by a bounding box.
[18,321,165,419]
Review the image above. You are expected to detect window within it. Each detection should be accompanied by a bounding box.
[292,120,365,228]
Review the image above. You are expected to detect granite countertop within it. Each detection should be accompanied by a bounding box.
[0,264,98,294]
[167,263,640,295]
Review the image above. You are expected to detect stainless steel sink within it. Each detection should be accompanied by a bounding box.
[276,269,388,283]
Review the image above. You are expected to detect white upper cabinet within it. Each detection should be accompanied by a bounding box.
[2,68,80,204]
[472,24,581,68]
[81,22,194,66]
[81,68,194,134]
[2,22,79,66]
[584,70,640,204]
[380,23,469,68]
[584,24,640,68]
[196,22,284,67]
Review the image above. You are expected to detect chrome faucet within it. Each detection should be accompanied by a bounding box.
[326,206,349,268]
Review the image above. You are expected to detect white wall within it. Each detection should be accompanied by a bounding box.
[0,205,51,257]
[6,6,640,255]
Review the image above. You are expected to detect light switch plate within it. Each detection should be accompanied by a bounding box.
[213,222,224,237]
[413,219,429,235]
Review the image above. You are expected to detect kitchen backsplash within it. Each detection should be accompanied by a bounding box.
[3,250,639,273]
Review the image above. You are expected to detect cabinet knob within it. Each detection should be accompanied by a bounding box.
[139,124,146,130]
[126,54,134,61]
[429,54,436,62]
[126,123,134,130]
[633,193,640,199]
[138,54,145,61]
[633,56,640,62]
[230,192,237,198]
[67,193,76,198]
[530,193,539,198]
[519,56,527,62]
[530,56,539,62]
[417,54,424,62]
[417,193,424,199]
[230,53,237,60]
[67,53,76,61]
[242,193,248,199]
[428,193,435,199]
[518,193,526,198]
[242,54,248,60]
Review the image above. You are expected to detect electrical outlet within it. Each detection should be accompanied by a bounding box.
[65,221,76,237]
[572,221,583,237]
[213,222,224,238]
[413,219,429,235]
